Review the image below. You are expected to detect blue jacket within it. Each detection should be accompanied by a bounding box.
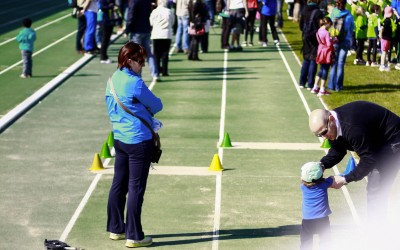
[330,8,354,48]
[16,28,36,52]
[260,0,277,16]
[105,68,163,144]
[301,178,333,220]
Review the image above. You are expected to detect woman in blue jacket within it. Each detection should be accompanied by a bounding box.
[105,41,163,248]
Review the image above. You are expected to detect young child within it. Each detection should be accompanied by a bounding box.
[354,6,368,65]
[311,17,333,96]
[366,4,381,67]
[300,162,334,250]
[16,18,36,78]
[379,6,393,71]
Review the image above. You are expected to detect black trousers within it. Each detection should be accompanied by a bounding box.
[76,14,86,51]
[153,39,171,75]
[260,14,279,43]
[100,24,114,60]
[300,216,331,250]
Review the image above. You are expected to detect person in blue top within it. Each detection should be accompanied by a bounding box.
[105,41,163,248]
[16,18,36,78]
[327,0,354,91]
[300,162,334,250]
[259,0,280,47]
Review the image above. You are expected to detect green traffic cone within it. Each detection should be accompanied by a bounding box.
[320,139,331,149]
[107,131,114,147]
[100,142,113,158]
[220,132,233,147]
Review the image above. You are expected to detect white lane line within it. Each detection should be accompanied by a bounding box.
[91,165,221,176]
[277,34,361,225]
[212,48,229,250]
[59,173,102,242]
[0,30,77,76]
[0,3,66,30]
[0,14,71,46]
[225,142,324,150]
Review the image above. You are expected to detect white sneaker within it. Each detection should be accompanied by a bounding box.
[365,61,370,66]
[353,59,358,65]
[241,41,248,47]
[262,42,268,47]
[100,59,113,64]
[370,62,380,67]
[379,65,390,72]
[125,236,153,248]
[274,40,280,46]
[395,63,400,70]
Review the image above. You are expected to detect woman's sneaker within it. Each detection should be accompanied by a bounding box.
[125,236,153,248]
[109,233,125,240]
[310,87,319,94]
[317,90,331,96]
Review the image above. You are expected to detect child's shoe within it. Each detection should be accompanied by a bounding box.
[370,62,379,67]
[241,41,248,47]
[317,90,331,96]
[353,59,358,64]
[395,63,400,70]
[366,61,370,66]
[310,87,320,94]
[356,59,366,65]
[262,42,268,47]
[379,65,390,72]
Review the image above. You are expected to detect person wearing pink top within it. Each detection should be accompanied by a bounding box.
[311,17,333,97]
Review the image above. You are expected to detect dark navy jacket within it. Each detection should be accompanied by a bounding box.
[126,0,152,34]
[321,101,400,183]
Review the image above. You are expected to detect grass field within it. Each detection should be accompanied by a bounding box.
[1,1,400,250]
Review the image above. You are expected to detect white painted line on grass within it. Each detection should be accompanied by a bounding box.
[0,30,77,76]
[0,54,92,132]
[278,34,361,225]
[60,173,102,242]
[0,3,67,30]
[226,142,325,150]
[212,48,229,250]
[0,14,71,46]
[92,165,221,176]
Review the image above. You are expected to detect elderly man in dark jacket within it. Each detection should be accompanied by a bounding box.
[298,0,324,89]
[309,101,400,225]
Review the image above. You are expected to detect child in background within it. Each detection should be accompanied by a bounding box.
[354,6,368,65]
[379,6,393,71]
[300,162,334,250]
[366,4,381,66]
[311,17,333,96]
[16,18,36,78]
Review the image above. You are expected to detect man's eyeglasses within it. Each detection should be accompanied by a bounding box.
[316,119,329,137]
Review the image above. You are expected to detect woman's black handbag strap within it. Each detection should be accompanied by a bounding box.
[108,77,156,138]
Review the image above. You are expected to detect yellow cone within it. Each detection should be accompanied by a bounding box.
[89,153,105,171]
[208,154,224,171]
[320,139,331,149]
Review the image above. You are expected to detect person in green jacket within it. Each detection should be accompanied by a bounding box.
[16,18,36,78]
[366,4,381,66]
[354,6,368,64]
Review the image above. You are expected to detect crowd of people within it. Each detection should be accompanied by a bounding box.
[67,0,292,81]
[298,0,400,97]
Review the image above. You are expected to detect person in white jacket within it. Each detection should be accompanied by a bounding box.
[150,0,175,76]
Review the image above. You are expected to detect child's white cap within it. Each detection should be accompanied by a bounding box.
[301,162,323,182]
